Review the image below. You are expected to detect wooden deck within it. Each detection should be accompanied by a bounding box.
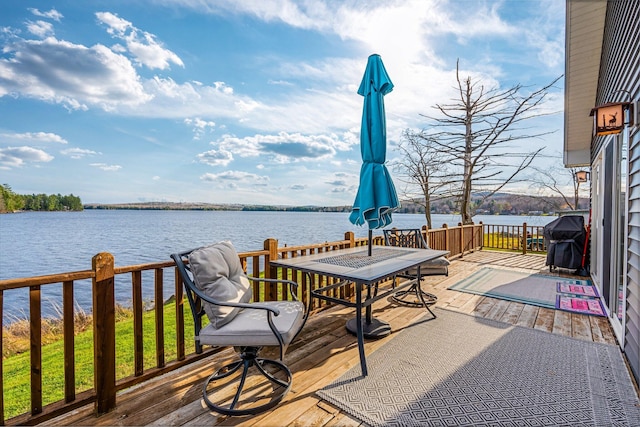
[44,251,620,427]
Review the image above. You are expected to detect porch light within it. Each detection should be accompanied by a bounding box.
[575,170,590,182]
[590,102,632,136]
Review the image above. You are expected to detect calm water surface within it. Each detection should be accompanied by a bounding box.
[0,210,554,321]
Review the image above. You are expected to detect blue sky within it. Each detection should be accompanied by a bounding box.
[0,0,565,206]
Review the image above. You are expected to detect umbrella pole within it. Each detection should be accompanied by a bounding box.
[368,229,372,256]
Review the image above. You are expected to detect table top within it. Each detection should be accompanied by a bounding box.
[270,246,449,284]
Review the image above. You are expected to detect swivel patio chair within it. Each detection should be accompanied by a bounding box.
[171,241,309,416]
[383,228,449,310]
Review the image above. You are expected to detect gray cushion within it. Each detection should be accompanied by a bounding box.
[197,301,306,347]
[407,256,449,276]
[187,241,252,329]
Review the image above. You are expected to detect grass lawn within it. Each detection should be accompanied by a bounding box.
[2,301,196,420]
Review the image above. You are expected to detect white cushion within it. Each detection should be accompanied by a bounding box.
[197,301,306,347]
[187,241,252,329]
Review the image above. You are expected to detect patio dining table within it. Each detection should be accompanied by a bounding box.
[270,245,449,376]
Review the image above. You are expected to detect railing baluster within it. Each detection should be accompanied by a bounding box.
[29,286,42,415]
[62,280,75,403]
[154,268,165,368]
[175,268,185,361]
[132,271,143,376]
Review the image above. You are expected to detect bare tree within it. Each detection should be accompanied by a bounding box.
[391,130,456,228]
[421,60,561,224]
[529,163,589,211]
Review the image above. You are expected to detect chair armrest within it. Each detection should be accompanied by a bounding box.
[186,282,282,316]
[247,276,312,317]
[247,276,299,298]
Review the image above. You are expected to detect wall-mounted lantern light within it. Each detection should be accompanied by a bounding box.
[590,102,633,136]
[575,170,590,182]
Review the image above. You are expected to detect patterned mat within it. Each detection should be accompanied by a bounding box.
[318,309,640,427]
[556,295,606,316]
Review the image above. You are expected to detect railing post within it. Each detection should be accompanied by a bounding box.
[421,225,429,247]
[264,238,279,300]
[443,224,450,253]
[523,222,528,255]
[345,231,355,248]
[92,252,116,415]
[459,223,465,258]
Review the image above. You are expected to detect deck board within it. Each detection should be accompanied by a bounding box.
[43,251,623,427]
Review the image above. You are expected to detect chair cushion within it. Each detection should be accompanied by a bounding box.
[197,301,306,347]
[407,256,450,276]
[187,241,252,329]
[425,256,450,267]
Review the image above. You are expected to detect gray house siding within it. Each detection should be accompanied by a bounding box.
[628,130,640,383]
[593,0,640,385]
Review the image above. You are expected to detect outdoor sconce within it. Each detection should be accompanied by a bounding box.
[575,170,590,183]
[590,102,633,136]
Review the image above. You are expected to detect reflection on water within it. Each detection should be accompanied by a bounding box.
[0,210,555,321]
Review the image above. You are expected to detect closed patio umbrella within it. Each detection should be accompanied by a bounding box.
[346,54,399,339]
[349,54,399,256]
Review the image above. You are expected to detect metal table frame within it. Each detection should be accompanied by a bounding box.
[270,246,449,376]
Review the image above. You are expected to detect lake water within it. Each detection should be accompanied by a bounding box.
[0,210,555,321]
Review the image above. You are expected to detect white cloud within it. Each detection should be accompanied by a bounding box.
[96,12,184,70]
[210,132,352,164]
[0,132,68,144]
[90,163,122,171]
[184,117,216,139]
[200,170,270,185]
[197,149,233,166]
[28,8,63,22]
[0,37,151,110]
[26,20,55,38]
[60,147,100,159]
[0,146,53,169]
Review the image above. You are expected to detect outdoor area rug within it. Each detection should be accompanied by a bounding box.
[317,308,640,427]
[447,267,604,316]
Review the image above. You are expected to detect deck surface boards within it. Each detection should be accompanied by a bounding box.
[43,251,620,427]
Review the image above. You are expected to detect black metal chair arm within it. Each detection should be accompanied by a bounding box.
[190,283,282,315]
[247,276,300,301]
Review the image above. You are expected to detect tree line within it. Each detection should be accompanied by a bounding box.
[0,184,83,213]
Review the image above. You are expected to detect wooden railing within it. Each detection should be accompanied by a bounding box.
[0,223,482,425]
[482,222,547,254]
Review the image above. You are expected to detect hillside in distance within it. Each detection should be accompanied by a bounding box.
[84,192,586,215]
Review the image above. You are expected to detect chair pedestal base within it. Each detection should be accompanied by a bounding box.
[202,347,292,416]
[392,284,437,307]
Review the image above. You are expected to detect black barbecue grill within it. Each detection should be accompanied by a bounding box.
[543,215,587,272]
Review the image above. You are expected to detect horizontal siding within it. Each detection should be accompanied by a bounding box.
[596,1,640,386]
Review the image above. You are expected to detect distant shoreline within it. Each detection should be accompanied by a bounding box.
[82,202,352,212]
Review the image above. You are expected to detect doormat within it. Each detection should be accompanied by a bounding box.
[556,295,606,316]
[556,281,600,297]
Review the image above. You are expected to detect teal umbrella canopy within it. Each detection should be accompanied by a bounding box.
[349,54,399,230]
